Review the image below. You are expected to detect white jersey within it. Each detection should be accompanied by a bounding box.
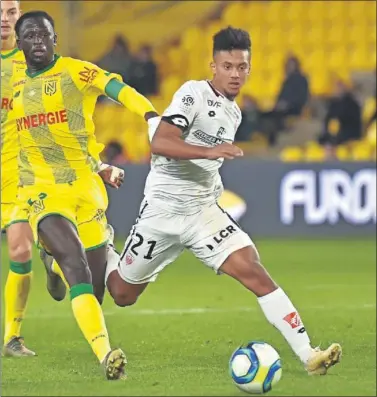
[144,80,242,215]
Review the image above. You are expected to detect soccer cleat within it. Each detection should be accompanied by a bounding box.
[102,348,127,380]
[39,249,66,301]
[305,343,342,375]
[3,336,36,357]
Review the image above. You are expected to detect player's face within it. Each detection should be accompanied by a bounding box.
[17,17,56,66]
[211,50,250,98]
[1,1,20,41]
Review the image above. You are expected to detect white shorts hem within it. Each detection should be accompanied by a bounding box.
[117,268,159,285]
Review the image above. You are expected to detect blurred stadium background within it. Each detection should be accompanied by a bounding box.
[22,0,377,164]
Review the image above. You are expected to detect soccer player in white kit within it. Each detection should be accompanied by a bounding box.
[105,27,342,376]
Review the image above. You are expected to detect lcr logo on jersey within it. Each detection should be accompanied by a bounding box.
[206,224,237,251]
[280,169,376,225]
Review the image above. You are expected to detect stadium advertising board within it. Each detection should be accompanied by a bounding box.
[107,161,376,237]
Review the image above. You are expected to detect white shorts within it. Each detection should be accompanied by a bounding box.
[118,200,253,284]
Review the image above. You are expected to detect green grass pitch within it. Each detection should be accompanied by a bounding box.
[1,237,376,396]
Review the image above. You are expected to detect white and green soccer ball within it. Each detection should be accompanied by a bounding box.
[229,341,282,394]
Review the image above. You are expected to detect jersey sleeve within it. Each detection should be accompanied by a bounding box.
[67,58,123,95]
[162,81,203,131]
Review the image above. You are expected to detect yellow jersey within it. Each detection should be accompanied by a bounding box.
[11,55,122,186]
[1,48,26,177]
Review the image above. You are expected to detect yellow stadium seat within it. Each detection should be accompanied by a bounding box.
[222,1,248,27]
[326,26,347,46]
[286,26,306,49]
[284,1,307,22]
[348,44,370,70]
[346,0,369,22]
[362,97,376,125]
[305,50,327,71]
[305,145,326,162]
[248,27,262,47]
[348,24,369,45]
[305,26,326,47]
[351,142,373,161]
[335,145,350,161]
[264,28,284,49]
[181,27,203,52]
[88,0,375,128]
[264,3,284,26]
[369,28,376,47]
[160,75,182,98]
[306,1,327,21]
[366,121,377,148]
[366,1,377,24]
[305,140,321,149]
[280,146,304,162]
[245,2,267,25]
[327,49,348,70]
[165,47,185,76]
[264,51,285,74]
[366,43,377,70]
[309,72,331,95]
[326,1,347,22]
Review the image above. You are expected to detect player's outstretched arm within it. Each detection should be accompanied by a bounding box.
[104,79,158,121]
[150,120,243,161]
[151,120,210,160]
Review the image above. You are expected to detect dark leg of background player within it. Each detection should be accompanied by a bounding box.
[40,242,107,304]
[38,217,91,286]
[86,247,107,304]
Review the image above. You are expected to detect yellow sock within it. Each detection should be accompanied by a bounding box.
[70,283,111,362]
[51,259,69,288]
[4,261,32,344]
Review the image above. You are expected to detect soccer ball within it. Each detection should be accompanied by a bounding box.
[229,341,282,394]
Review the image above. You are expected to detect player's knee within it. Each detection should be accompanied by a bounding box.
[112,289,138,307]
[222,247,277,296]
[114,294,138,307]
[7,225,33,263]
[8,239,33,263]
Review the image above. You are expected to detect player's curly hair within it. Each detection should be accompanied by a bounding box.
[15,10,55,38]
[213,26,251,56]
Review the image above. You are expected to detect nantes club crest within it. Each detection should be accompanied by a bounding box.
[44,80,57,96]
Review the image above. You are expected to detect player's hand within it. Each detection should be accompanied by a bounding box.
[206,143,244,160]
[98,165,125,189]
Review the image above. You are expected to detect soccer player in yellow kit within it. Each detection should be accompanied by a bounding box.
[12,10,159,379]
[1,0,123,358]
[1,0,35,357]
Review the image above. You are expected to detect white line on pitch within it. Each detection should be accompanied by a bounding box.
[7,303,376,319]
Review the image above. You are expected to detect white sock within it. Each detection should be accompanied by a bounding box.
[257,287,312,363]
[105,245,120,284]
